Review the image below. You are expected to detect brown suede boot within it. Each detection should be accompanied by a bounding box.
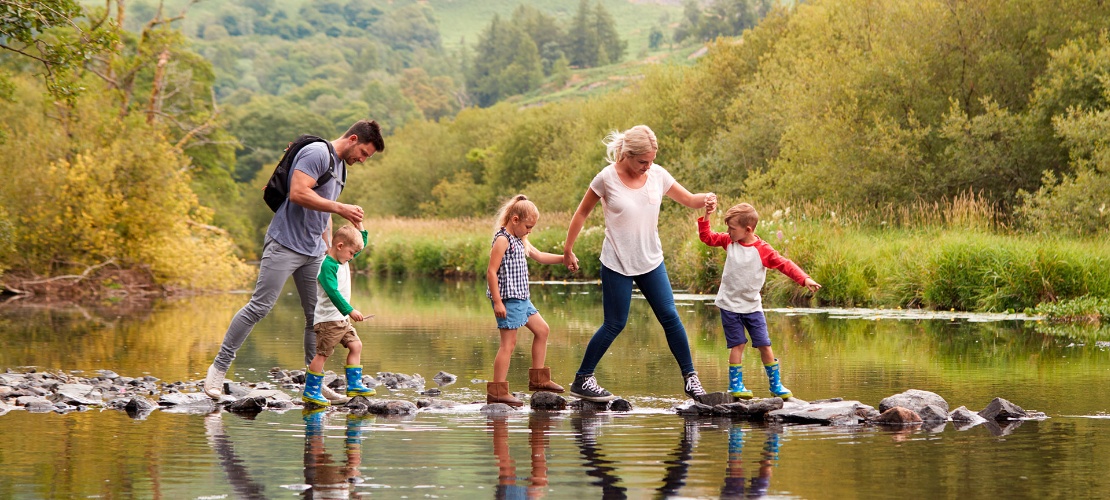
[486,381,523,407]
[528,367,565,393]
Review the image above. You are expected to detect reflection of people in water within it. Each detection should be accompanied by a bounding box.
[204,411,268,500]
[657,417,700,497]
[721,423,779,499]
[490,412,554,498]
[571,414,628,499]
[302,408,368,498]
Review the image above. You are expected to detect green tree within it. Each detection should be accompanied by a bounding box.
[466,15,543,107]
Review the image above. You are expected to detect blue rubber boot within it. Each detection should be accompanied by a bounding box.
[345,365,376,397]
[764,360,792,399]
[729,364,754,399]
[728,424,744,456]
[302,369,330,407]
[302,407,327,437]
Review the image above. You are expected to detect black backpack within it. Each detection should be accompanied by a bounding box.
[262,135,341,212]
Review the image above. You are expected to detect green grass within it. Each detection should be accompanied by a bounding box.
[357,199,1110,313]
[430,0,684,52]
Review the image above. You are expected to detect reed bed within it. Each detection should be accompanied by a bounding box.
[357,194,1110,312]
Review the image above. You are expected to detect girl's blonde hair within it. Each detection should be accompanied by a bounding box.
[494,194,540,230]
[603,124,658,163]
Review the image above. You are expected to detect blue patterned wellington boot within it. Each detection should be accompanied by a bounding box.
[764,360,793,399]
[345,365,376,397]
[729,364,754,399]
[302,406,327,436]
[302,369,330,407]
[728,424,745,456]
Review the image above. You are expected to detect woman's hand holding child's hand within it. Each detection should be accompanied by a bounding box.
[704,193,717,218]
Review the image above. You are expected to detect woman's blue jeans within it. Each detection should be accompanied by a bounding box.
[576,262,695,376]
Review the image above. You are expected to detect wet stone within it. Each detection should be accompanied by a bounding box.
[420,388,442,396]
[697,392,736,406]
[918,404,949,423]
[879,389,949,414]
[228,396,267,414]
[365,399,418,416]
[480,403,518,415]
[768,399,871,426]
[874,407,923,425]
[125,396,158,412]
[432,371,458,386]
[416,398,459,410]
[949,405,986,425]
[530,391,567,411]
[978,397,1028,421]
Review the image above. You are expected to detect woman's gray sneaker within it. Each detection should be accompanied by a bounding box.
[570,373,619,402]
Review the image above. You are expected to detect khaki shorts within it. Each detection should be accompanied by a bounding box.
[314,319,360,358]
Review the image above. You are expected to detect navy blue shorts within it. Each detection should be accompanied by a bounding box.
[720,309,771,348]
[493,298,538,330]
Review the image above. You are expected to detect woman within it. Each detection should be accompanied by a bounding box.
[563,125,716,402]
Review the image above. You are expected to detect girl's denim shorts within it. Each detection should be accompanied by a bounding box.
[493,298,539,329]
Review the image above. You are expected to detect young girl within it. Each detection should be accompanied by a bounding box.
[485,194,566,407]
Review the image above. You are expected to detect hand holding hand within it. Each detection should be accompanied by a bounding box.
[338,203,365,224]
[704,192,717,217]
[803,278,822,293]
[563,251,579,273]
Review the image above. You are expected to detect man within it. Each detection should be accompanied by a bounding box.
[204,119,385,400]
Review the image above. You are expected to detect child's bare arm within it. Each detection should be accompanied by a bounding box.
[527,244,565,265]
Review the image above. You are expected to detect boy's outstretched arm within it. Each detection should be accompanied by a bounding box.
[757,243,816,289]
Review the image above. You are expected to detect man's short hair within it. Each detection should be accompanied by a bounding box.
[343,120,385,153]
[333,224,364,252]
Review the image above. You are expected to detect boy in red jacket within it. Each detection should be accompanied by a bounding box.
[698,199,821,399]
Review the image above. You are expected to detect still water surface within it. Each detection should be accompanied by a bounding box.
[1,276,1108,498]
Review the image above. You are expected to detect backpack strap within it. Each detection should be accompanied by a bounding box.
[314,140,343,192]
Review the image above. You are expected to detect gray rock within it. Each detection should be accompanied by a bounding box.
[480,403,518,415]
[530,391,567,411]
[377,372,426,390]
[432,371,458,386]
[0,373,26,386]
[873,407,923,425]
[159,392,215,407]
[416,398,459,410]
[228,396,267,413]
[54,384,102,405]
[225,382,254,399]
[125,397,158,412]
[675,401,715,416]
[420,388,442,396]
[0,401,11,416]
[918,404,949,423]
[716,397,786,417]
[697,392,737,406]
[949,406,987,427]
[365,399,418,416]
[569,398,633,412]
[97,370,120,380]
[978,398,1027,421]
[242,389,292,401]
[768,399,874,426]
[23,398,54,412]
[15,395,51,407]
[879,389,949,414]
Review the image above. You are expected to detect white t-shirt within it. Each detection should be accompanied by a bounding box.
[588,163,676,276]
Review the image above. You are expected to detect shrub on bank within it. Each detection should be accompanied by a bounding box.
[356,210,1110,313]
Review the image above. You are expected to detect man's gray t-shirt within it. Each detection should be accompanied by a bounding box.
[266,142,346,256]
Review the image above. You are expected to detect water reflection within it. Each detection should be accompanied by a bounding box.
[488,413,554,498]
[571,413,627,499]
[205,412,268,499]
[302,409,367,498]
[720,423,778,499]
